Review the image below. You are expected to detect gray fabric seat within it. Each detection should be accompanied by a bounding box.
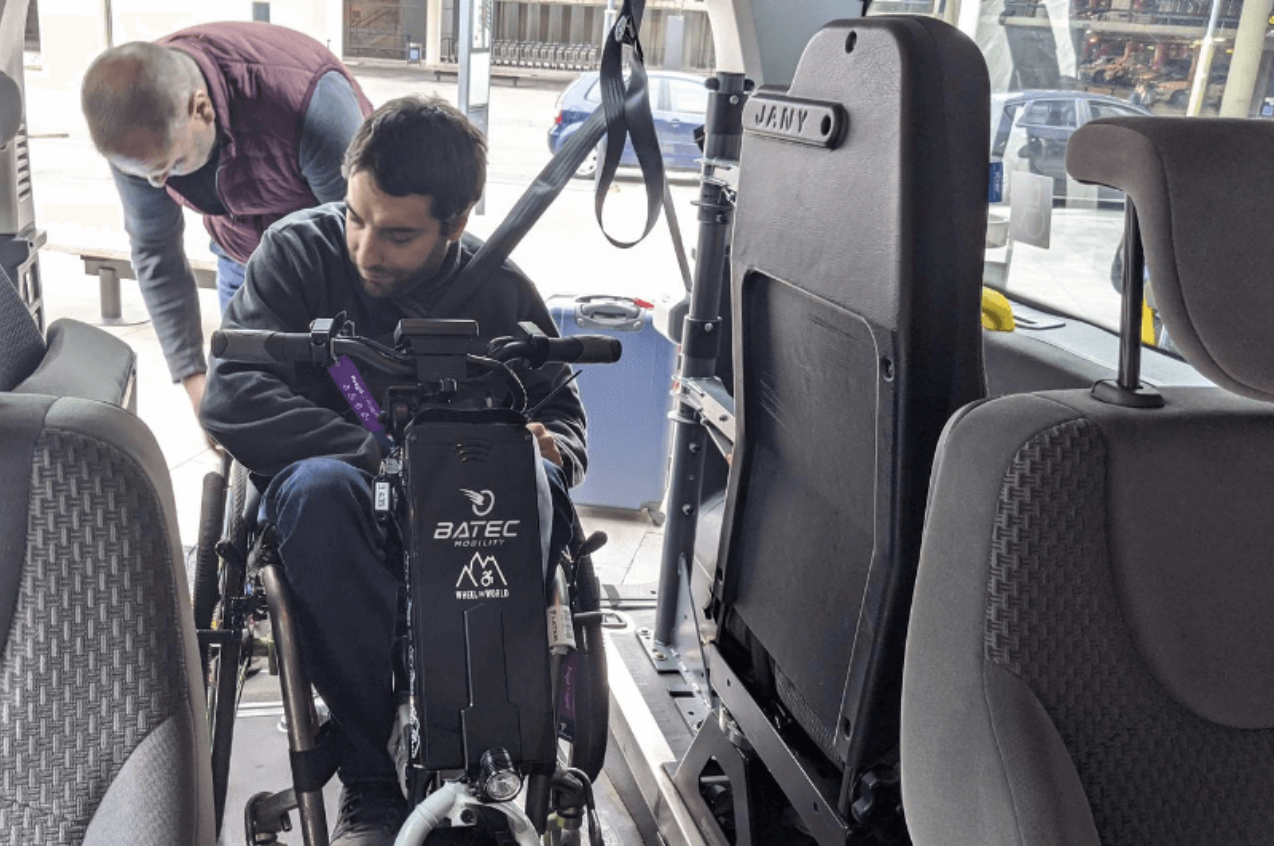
[1,268,211,842]
[901,118,1274,845]
[0,394,216,845]
[0,268,136,410]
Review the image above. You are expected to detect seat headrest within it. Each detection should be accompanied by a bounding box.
[1066,118,1274,401]
[1065,117,1274,400]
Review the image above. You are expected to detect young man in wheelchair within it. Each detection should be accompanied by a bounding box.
[199,96,586,846]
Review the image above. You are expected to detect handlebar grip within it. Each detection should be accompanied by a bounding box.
[546,335,623,364]
[210,330,314,364]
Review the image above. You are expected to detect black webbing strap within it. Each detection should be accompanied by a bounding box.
[594,0,664,248]
[446,0,692,307]
[663,177,693,292]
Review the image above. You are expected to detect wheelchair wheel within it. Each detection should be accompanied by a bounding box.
[561,545,609,782]
[207,460,255,839]
[192,470,226,679]
[224,459,252,564]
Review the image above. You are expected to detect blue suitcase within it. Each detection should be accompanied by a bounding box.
[547,295,677,517]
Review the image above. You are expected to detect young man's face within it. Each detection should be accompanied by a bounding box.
[345,169,468,300]
[108,91,218,188]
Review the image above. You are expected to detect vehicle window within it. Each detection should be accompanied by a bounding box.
[1088,102,1146,121]
[669,79,709,115]
[584,79,602,104]
[868,0,1269,360]
[1019,99,1077,128]
[990,102,1021,158]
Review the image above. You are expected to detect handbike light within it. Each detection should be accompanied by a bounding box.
[478,747,523,802]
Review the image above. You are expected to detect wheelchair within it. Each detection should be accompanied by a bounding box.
[190,315,621,845]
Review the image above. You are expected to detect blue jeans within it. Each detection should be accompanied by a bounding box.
[263,456,574,780]
[210,241,246,312]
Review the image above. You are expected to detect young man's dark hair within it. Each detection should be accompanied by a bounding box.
[343,95,486,234]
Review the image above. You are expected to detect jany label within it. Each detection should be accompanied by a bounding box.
[374,481,391,513]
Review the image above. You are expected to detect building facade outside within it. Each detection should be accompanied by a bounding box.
[346,0,716,72]
[871,0,1274,117]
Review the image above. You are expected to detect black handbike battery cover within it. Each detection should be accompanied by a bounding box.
[402,409,555,775]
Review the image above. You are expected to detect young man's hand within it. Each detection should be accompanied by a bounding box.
[527,422,562,467]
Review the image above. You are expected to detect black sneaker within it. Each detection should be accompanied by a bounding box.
[330,778,409,846]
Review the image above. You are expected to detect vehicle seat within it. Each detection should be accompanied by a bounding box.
[901,117,1274,845]
[0,393,216,845]
[1,267,137,410]
[679,15,990,840]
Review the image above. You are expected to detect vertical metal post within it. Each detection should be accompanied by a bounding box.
[653,71,747,647]
[261,564,331,846]
[99,264,122,322]
[1117,203,1145,391]
[603,0,617,42]
[1187,0,1223,116]
[458,0,491,214]
[103,0,114,48]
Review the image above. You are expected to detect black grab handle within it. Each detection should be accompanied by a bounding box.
[210,330,315,365]
[545,335,623,365]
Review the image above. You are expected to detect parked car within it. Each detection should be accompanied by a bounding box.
[547,70,709,178]
[990,90,1152,201]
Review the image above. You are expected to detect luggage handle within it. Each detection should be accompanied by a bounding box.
[576,297,644,331]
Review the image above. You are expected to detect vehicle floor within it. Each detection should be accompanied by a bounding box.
[217,505,666,846]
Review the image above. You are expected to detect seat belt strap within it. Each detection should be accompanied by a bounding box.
[663,178,693,291]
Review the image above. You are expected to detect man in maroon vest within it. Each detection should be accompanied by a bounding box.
[81,22,373,414]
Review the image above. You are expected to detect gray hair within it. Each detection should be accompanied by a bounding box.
[81,42,204,154]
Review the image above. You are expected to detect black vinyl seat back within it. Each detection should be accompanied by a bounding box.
[0,394,215,845]
[713,16,989,781]
[902,119,1274,846]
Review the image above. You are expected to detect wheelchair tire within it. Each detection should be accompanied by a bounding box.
[565,549,609,782]
[225,460,252,564]
[193,470,226,679]
[207,461,254,839]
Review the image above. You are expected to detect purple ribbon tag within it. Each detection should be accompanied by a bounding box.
[328,355,386,435]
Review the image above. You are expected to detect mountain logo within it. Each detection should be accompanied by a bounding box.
[455,553,510,599]
[460,489,495,517]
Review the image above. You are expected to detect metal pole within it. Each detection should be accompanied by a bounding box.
[653,71,747,647]
[1187,0,1223,116]
[603,0,617,41]
[1117,203,1145,391]
[261,564,331,846]
[99,265,121,322]
[1219,0,1273,117]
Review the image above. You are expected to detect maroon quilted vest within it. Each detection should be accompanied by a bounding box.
[159,22,372,264]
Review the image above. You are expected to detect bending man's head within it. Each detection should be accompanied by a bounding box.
[81,42,218,187]
[341,96,488,299]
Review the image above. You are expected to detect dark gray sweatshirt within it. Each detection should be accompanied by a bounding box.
[200,203,587,484]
